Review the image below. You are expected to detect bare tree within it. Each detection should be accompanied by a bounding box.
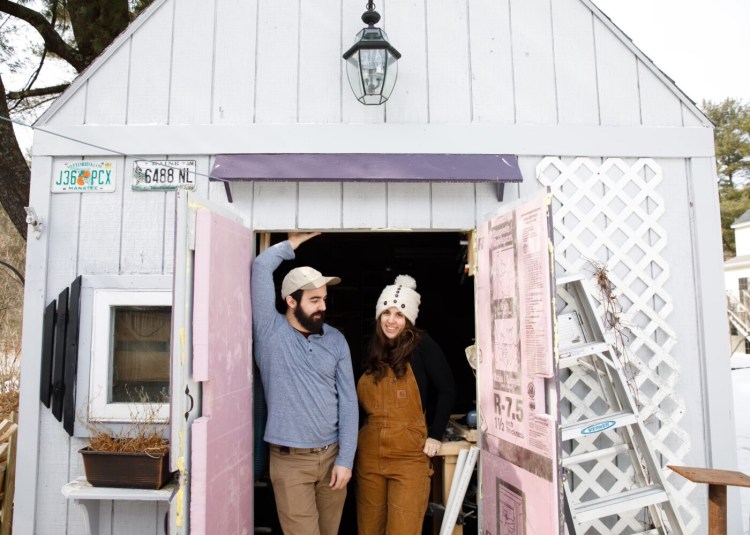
[1,0,153,239]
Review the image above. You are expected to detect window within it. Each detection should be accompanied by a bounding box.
[745,339,750,355]
[90,289,171,422]
[740,278,748,292]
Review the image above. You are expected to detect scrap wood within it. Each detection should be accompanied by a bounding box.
[0,421,14,444]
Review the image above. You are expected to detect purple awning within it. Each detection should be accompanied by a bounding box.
[209,154,522,183]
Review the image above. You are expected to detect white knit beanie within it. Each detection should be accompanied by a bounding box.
[375,275,421,325]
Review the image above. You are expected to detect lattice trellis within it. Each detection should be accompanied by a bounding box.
[537,157,700,534]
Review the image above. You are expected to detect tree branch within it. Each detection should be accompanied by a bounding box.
[0,260,24,286]
[0,0,86,71]
[0,74,30,239]
[7,83,69,100]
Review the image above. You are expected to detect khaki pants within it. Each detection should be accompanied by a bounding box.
[269,443,346,535]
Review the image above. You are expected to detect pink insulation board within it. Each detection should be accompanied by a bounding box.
[191,209,254,534]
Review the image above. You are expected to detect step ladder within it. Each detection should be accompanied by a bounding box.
[557,273,685,534]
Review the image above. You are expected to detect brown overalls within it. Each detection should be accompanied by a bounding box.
[355,364,433,535]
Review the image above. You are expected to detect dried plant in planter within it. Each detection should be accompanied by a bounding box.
[81,387,172,489]
[85,386,169,455]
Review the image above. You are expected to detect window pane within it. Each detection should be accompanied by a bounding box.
[111,306,170,403]
[740,277,748,292]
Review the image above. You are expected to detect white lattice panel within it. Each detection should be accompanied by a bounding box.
[538,158,699,534]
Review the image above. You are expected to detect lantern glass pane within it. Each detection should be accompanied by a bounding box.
[381,52,398,100]
[346,56,365,100]
[360,49,387,95]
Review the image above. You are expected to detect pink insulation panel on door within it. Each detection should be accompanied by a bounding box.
[191,209,254,534]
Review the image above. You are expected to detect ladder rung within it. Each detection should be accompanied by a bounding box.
[556,273,586,285]
[562,411,637,441]
[562,443,630,466]
[559,342,611,367]
[572,484,668,523]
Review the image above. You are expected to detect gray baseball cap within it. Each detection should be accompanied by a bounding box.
[281,266,341,298]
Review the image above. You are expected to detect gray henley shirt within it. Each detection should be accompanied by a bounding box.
[251,240,358,469]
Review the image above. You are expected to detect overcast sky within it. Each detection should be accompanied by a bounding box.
[592,0,750,104]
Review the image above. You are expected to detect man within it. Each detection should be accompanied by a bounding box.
[252,232,357,535]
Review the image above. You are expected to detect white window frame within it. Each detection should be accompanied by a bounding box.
[89,289,171,422]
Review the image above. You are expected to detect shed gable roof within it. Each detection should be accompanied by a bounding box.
[37,0,711,129]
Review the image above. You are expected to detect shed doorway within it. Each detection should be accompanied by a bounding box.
[253,231,478,534]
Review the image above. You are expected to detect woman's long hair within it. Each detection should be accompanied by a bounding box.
[362,316,423,383]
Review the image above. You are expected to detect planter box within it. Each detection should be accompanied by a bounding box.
[80,447,171,489]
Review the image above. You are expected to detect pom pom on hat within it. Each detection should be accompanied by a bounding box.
[375,274,421,325]
[393,274,417,290]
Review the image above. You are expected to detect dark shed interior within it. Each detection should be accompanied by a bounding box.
[254,232,478,534]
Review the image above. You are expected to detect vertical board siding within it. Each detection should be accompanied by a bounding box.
[169,0,215,124]
[689,157,739,454]
[35,413,74,534]
[213,0,258,125]
[425,0,472,123]
[550,0,599,125]
[121,157,168,274]
[41,0,701,131]
[638,62,684,127]
[163,156,210,274]
[468,0,514,124]
[510,0,557,125]
[47,85,87,127]
[14,157,53,534]
[681,104,706,127]
[46,193,81,292]
[476,182,508,223]
[687,156,741,531]
[386,183,431,228]
[163,192,176,274]
[299,0,341,123]
[84,45,130,125]
[222,181,254,217]
[298,182,342,229]
[432,183,476,229]
[208,179,230,204]
[65,441,88,535]
[252,182,298,229]
[656,159,706,455]
[383,0,429,123]
[113,502,162,534]
[593,17,641,126]
[127,1,173,124]
[342,183,387,228]
[255,0,299,123]
[77,159,125,274]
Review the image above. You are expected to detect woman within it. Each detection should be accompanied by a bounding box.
[356,275,456,535]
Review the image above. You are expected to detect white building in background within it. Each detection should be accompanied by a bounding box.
[725,210,750,357]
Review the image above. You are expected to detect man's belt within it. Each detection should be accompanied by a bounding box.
[270,443,337,455]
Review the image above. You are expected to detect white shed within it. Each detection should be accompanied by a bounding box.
[15,0,737,533]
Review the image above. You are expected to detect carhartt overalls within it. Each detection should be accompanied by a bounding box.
[356,364,432,535]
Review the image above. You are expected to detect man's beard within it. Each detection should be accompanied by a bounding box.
[294,306,325,333]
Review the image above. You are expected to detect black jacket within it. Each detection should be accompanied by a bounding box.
[409,333,456,440]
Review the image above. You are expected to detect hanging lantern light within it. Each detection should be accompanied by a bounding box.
[342,2,401,105]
